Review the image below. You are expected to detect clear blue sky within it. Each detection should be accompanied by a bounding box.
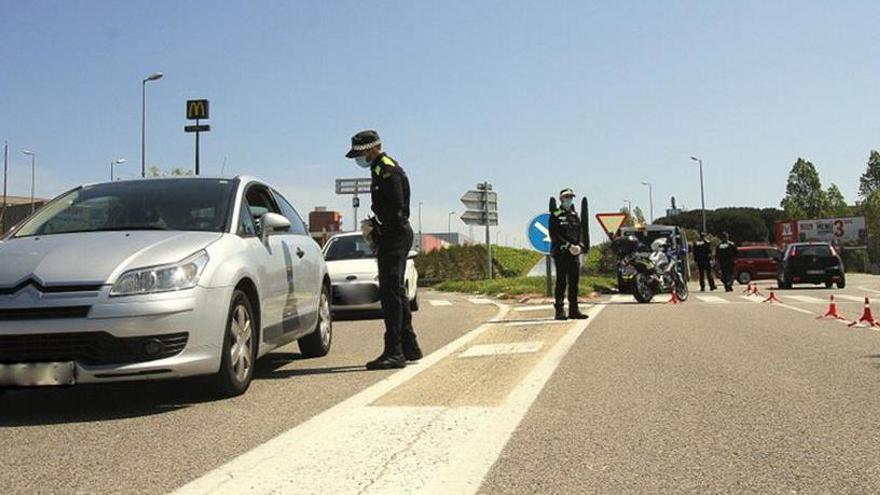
[2,1,879,246]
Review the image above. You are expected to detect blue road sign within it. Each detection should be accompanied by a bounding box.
[528,213,552,255]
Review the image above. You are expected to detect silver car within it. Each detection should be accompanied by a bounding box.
[0,177,332,398]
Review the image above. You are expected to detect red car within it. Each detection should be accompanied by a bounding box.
[734,245,782,285]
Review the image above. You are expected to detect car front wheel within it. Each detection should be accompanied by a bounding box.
[299,283,332,358]
[837,277,846,289]
[213,289,257,397]
[738,271,752,285]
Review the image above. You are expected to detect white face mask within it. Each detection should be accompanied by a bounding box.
[355,156,371,168]
[561,197,574,208]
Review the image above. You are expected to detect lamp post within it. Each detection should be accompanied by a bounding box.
[448,211,455,238]
[141,72,164,177]
[640,181,653,223]
[22,150,35,213]
[690,156,707,233]
[623,199,632,214]
[418,201,423,251]
[111,158,126,181]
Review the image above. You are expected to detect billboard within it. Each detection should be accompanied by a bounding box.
[775,217,867,248]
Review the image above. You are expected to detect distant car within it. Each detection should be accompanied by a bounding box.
[0,177,332,398]
[735,245,782,285]
[777,242,845,289]
[323,232,419,312]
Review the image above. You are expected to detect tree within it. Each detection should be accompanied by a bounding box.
[780,158,826,219]
[632,206,647,226]
[147,166,194,177]
[620,207,635,227]
[824,184,850,217]
[859,150,880,198]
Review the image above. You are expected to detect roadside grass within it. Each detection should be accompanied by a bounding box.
[435,275,616,298]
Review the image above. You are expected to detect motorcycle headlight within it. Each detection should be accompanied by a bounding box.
[110,250,210,297]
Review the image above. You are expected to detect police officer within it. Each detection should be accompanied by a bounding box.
[715,232,738,292]
[549,189,589,321]
[346,130,422,370]
[692,232,716,292]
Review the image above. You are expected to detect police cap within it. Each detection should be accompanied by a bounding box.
[346,129,382,158]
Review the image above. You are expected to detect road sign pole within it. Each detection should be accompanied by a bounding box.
[353,193,358,231]
[195,119,200,175]
[484,181,492,279]
[545,255,552,297]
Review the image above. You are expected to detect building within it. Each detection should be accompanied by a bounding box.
[1,195,48,233]
[308,207,343,246]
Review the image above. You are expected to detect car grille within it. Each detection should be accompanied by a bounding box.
[0,306,92,320]
[0,279,102,296]
[333,284,380,305]
[0,332,188,366]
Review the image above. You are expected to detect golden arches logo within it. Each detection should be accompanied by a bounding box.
[186,100,209,120]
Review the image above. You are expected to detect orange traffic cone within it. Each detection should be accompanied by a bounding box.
[762,291,781,303]
[742,283,753,294]
[816,295,846,321]
[751,284,765,297]
[667,288,682,305]
[848,297,880,328]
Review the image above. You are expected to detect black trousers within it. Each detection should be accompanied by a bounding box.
[697,262,716,291]
[554,253,580,312]
[376,224,416,357]
[720,262,735,291]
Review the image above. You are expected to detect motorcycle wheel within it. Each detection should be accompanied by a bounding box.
[633,273,654,304]
[674,273,689,301]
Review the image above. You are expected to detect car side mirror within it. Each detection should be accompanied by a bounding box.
[407,250,419,259]
[260,212,291,242]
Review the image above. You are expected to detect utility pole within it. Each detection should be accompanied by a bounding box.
[481,181,493,279]
[690,156,707,233]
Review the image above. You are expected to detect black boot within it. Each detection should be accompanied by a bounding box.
[555,306,568,321]
[403,337,423,362]
[366,353,406,370]
[569,308,589,320]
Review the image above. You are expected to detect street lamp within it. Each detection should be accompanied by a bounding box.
[690,156,707,233]
[448,211,455,237]
[640,181,653,223]
[111,158,126,181]
[22,150,35,213]
[141,72,164,177]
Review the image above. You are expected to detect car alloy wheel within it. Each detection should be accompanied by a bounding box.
[299,283,333,358]
[213,289,257,397]
[318,290,331,349]
[230,303,254,385]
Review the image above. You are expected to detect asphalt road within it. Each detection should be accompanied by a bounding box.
[6,276,880,493]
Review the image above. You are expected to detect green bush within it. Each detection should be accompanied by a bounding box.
[435,276,616,298]
[414,244,541,283]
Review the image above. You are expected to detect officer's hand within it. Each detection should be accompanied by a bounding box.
[569,245,582,256]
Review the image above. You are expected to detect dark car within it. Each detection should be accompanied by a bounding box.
[735,245,782,285]
[778,242,845,289]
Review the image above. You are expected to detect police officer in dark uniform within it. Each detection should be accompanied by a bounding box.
[549,188,589,321]
[346,130,422,370]
[692,232,716,292]
[715,232,738,292]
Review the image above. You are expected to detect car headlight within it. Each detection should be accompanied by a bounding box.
[110,250,210,296]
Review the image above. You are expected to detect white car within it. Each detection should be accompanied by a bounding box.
[323,232,419,312]
[0,176,331,398]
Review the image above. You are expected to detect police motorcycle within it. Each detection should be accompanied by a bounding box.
[614,235,689,304]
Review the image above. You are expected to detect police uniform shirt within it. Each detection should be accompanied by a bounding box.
[693,240,712,263]
[549,207,581,255]
[370,153,411,230]
[716,241,738,264]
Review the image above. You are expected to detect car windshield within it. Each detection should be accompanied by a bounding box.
[324,235,376,261]
[13,179,236,237]
[795,245,833,257]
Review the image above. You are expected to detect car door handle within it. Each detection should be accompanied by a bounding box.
[296,247,305,259]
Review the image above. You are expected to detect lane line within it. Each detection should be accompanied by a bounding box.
[504,320,571,327]
[609,295,631,303]
[468,298,493,305]
[429,300,453,307]
[739,295,761,303]
[696,295,728,304]
[458,341,544,358]
[173,302,510,495]
[837,295,867,302]
[787,295,825,304]
[425,303,606,494]
[858,286,880,295]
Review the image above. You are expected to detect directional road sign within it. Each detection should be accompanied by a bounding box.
[335,178,372,195]
[460,191,498,212]
[184,124,211,133]
[461,210,498,226]
[527,213,552,254]
[596,212,629,239]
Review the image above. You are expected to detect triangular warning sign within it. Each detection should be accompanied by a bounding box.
[595,213,629,239]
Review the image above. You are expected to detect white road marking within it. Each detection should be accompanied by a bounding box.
[458,341,544,358]
[787,295,826,304]
[858,286,880,295]
[696,295,728,304]
[504,319,571,327]
[429,300,453,307]
[774,303,815,315]
[839,294,869,302]
[740,295,761,303]
[174,303,607,495]
[469,298,493,305]
[609,294,631,303]
[514,305,555,312]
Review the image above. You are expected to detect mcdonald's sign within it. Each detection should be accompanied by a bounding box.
[186,99,209,120]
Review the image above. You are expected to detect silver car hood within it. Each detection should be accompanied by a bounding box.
[0,231,223,286]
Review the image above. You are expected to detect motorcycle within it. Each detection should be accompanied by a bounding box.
[614,236,689,304]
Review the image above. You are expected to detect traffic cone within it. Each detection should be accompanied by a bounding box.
[751,284,765,297]
[848,297,880,328]
[742,283,753,294]
[667,289,682,305]
[762,291,781,303]
[816,295,846,321]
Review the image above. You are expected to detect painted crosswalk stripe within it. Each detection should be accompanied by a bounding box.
[696,295,728,304]
[837,295,867,302]
[786,295,826,304]
[739,295,761,303]
[504,319,571,327]
[458,341,543,358]
[469,298,493,305]
[609,295,631,303]
[429,300,453,307]
[514,305,555,312]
